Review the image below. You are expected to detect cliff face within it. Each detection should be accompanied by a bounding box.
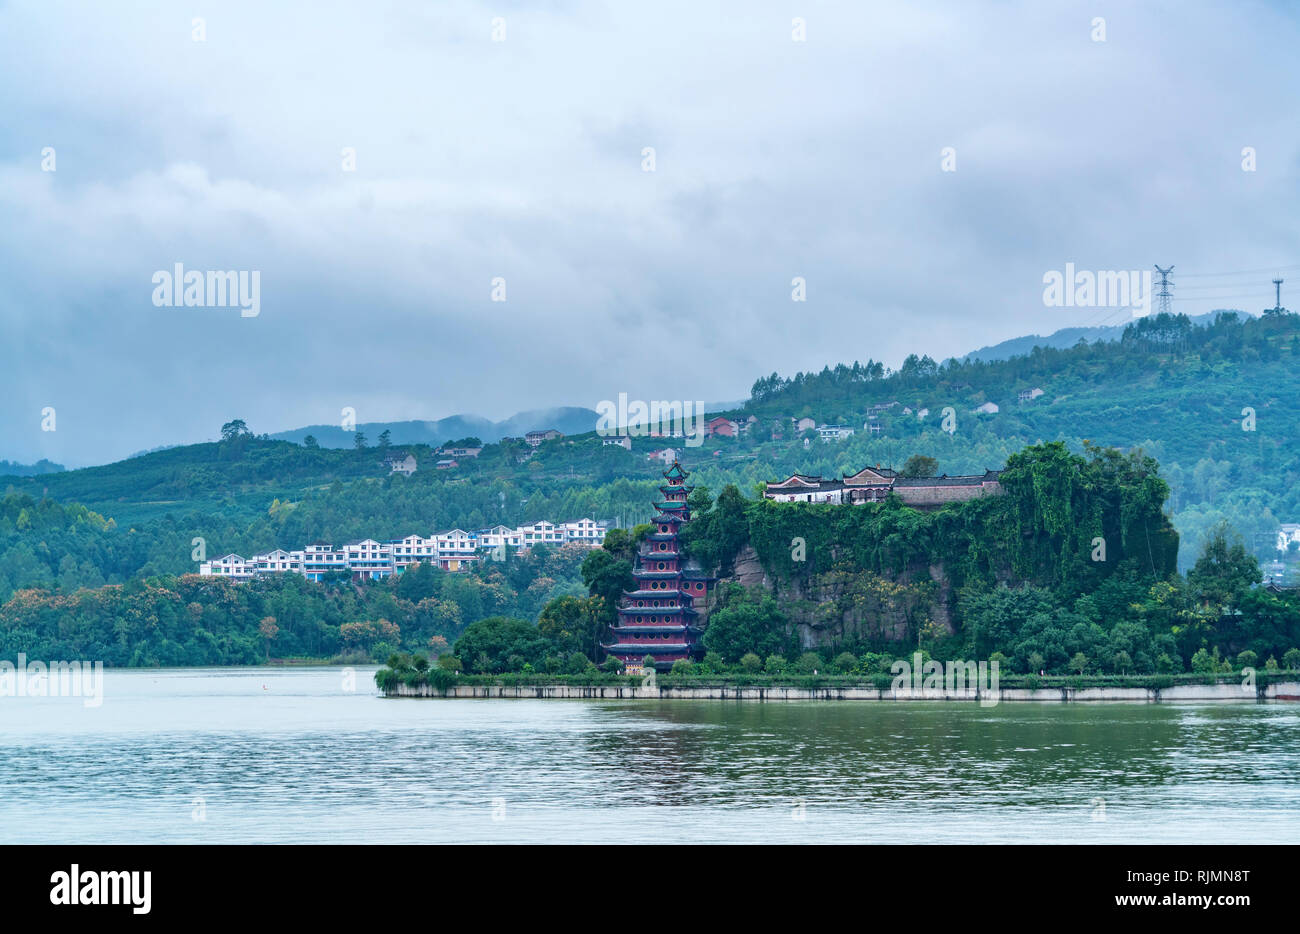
[717,545,954,650]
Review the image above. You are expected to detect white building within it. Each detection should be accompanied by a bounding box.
[199,554,255,580]
[818,424,855,442]
[561,518,608,544]
[972,402,999,415]
[386,453,417,476]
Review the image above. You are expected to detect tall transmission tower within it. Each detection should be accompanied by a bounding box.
[1272,278,1284,313]
[1153,265,1174,316]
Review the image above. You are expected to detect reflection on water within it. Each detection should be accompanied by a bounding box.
[2,667,1297,843]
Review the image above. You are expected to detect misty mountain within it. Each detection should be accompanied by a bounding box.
[959,310,1242,363]
[0,458,65,478]
[268,407,603,449]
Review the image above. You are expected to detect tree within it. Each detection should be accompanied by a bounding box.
[452,616,550,672]
[833,652,858,673]
[302,435,319,449]
[258,616,279,660]
[1283,648,1300,671]
[1069,652,1089,675]
[1188,521,1260,612]
[579,549,635,626]
[739,652,763,672]
[220,419,249,441]
[377,429,391,449]
[900,454,939,478]
[701,586,794,662]
[353,431,368,449]
[794,651,824,673]
[537,595,606,660]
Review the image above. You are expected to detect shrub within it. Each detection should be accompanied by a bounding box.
[1283,648,1300,671]
[764,654,787,673]
[833,652,858,673]
[437,654,463,672]
[600,656,624,673]
[670,659,695,675]
[701,651,725,673]
[565,652,591,675]
[1236,650,1258,670]
[794,651,824,673]
[871,673,894,692]
[739,652,763,673]
[427,667,457,693]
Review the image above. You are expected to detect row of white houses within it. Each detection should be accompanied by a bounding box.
[198,518,610,582]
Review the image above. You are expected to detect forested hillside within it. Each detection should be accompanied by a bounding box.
[2,310,1299,666]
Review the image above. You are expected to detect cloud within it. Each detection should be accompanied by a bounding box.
[1,1,1299,464]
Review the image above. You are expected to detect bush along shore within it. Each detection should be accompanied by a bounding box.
[375,653,1300,701]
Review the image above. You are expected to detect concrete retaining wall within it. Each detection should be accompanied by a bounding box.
[385,680,1300,702]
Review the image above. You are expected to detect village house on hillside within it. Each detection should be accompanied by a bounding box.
[525,429,563,447]
[764,465,1003,508]
[706,416,739,437]
[385,452,417,475]
[438,443,482,458]
[1018,387,1044,403]
[198,518,611,582]
[818,424,855,442]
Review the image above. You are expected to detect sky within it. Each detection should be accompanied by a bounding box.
[2,1,1299,466]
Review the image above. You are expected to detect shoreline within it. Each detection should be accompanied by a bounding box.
[381,680,1300,703]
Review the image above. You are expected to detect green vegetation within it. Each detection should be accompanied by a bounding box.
[0,545,586,666]
[5,310,1300,669]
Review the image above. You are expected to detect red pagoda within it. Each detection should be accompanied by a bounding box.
[604,460,715,672]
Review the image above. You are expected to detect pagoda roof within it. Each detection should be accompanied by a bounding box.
[619,605,694,616]
[651,513,685,525]
[662,461,689,481]
[603,643,693,653]
[622,589,694,600]
[653,501,688,510]
[609,624,688,634]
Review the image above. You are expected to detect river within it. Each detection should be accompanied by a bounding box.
[3,666,1297,843]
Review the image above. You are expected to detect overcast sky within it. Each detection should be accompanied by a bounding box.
[2,1,1298,466]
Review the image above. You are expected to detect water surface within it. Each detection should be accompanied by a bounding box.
[3,667,1296,843]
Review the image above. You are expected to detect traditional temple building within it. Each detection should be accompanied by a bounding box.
[603,461,716,672]
[764,465,1002,508]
